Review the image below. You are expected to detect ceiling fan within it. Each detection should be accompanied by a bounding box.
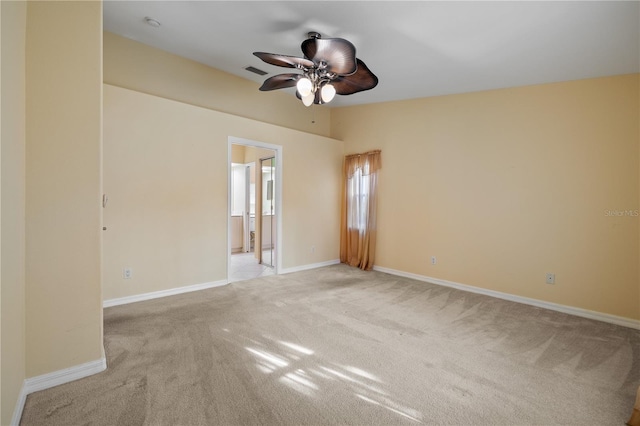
[253,32,378,106]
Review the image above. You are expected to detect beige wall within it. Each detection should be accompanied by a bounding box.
[25,1,103,376]
[103,85,343,300]
[331,74,640,321]
[104,32,331,138]
[1,1,27,423]
[231,144,246,164]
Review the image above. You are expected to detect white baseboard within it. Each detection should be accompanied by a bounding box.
[373,266,640,330]
[104,263,345,307]
[280,259,340,275]
[24,357,107,395]
[11,358,107,425]
[11,383,27,426]
[103,279,228,308]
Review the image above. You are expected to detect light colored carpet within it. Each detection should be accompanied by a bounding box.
[20,264,640,425]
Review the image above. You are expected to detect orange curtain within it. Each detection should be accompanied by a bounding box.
[340,150,381,270]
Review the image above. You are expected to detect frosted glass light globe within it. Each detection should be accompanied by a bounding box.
[321,84,336,103]
[296,78,313,97]
[302,92,315,107]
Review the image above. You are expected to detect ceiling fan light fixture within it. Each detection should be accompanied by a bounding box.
[321,83,336,103]
[296,77,313,97]
[253,32,377,106]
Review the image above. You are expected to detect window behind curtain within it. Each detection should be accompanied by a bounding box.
[347,168,371,231]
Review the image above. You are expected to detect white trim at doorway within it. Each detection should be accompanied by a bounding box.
[227,136,283,282]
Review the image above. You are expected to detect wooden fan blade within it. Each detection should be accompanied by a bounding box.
[301,37,357,75]
[253,52,314,69]
[259,73,301,91]
[332,59,378,95]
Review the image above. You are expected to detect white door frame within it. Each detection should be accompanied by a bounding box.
[227,136,283,281]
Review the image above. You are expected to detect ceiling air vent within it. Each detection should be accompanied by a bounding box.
[245,66,268,76]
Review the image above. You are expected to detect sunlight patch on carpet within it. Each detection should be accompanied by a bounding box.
[356,394,423,423]
[246,347,289,368]
[279,341,315,355]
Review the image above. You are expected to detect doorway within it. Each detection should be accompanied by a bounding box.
[227,137,282,283]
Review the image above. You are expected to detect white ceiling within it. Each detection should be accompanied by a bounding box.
[103,1,640,107]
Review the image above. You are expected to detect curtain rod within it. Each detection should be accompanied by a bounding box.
[345,150,381,160]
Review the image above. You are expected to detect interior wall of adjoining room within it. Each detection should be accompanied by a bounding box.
[331,74,640,321]
[244,146,277,260]
[230,162,248,253]
[230,144,252,255]
[102,84,343,301]
[1,1,27,424]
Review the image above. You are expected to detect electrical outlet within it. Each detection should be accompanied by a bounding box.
[123,268,133,279]
[545,273,555,284]
[311,245,315,253]
[431,256,437,265]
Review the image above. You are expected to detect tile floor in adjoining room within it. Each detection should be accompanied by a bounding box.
[229,251,275,283]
